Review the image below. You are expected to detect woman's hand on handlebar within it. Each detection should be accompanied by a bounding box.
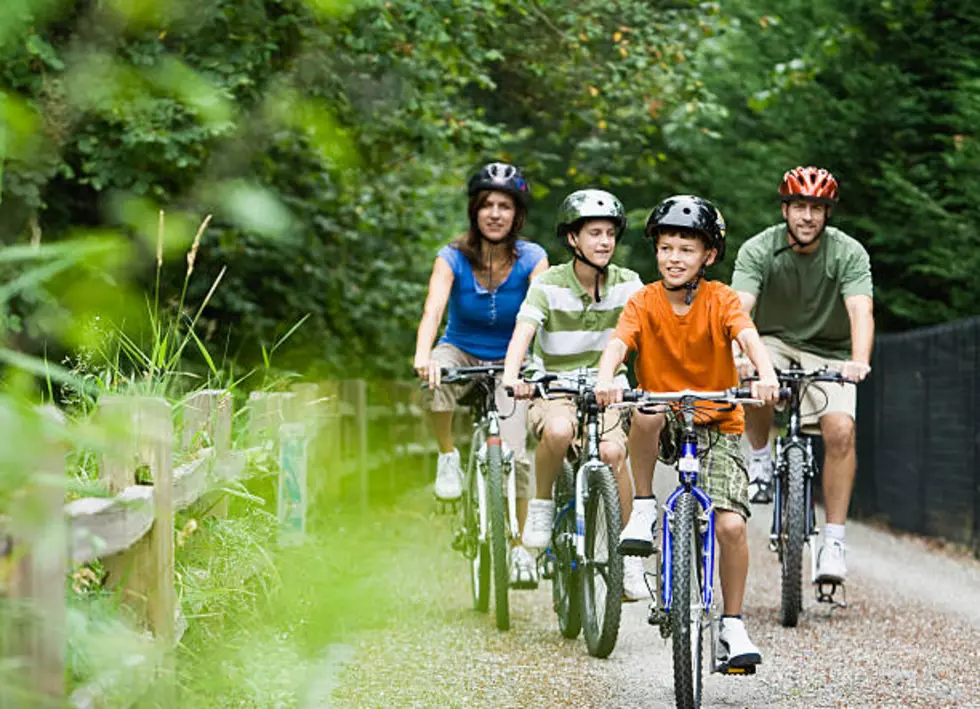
[595,378,623,407]
[503,374,535,400]
[414,354,443,389]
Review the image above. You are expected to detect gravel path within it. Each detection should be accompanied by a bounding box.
[328,466,980,708]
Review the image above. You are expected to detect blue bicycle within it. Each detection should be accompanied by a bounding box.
[620,388,758,709]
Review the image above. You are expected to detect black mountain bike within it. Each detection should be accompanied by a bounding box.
[748,364,852,626]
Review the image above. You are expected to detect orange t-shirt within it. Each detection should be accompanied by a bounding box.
[614,280,755,434]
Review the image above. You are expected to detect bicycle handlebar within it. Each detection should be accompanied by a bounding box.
[620,388,764,407]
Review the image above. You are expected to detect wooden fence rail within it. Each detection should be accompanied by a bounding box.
[0,379,451,708]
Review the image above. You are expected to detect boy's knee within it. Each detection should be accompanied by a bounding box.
[542,417,575,447]
[630,411,666,436]
[715,511,747,545]
[599,441,625,469]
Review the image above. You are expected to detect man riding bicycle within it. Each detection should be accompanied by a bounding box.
[731,166,874,584]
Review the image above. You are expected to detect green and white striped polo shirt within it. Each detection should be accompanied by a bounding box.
[517,261,643,379]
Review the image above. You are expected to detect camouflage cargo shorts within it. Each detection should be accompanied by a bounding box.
[660,420,750,520]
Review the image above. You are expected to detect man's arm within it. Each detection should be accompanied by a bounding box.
[843,294,874,382]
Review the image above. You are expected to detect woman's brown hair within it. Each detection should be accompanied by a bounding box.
[450,190,527,271]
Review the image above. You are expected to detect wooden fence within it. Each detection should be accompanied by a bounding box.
[0,379,448,708]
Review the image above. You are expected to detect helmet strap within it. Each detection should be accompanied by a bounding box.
[663,265,706,305]
[564,232,608,302]
[572,249,607,303]
[775,220,827,257]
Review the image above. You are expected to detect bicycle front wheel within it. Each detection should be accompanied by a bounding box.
[487,438,510,631]
[552,461,581,639]
[779,444,806,627]
[670,492,705,709]
[464,428,489,613]
[581,463,623,658]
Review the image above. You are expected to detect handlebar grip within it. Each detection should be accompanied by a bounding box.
[622,390,642,403]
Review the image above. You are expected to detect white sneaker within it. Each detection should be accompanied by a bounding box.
[815,538,847,583]
[434,449,462,501]
[622,556,649,602]
[618,498,658,557]
[509,545,538,589]
[747,451,773,504]
[522,498,555,549]
[718,617,762,668]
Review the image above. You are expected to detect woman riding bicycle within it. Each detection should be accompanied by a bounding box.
[414,161,549,586]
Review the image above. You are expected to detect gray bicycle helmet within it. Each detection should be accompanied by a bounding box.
[556,189,628,240]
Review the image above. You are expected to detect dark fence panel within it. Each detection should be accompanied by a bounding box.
[854,316,980,555]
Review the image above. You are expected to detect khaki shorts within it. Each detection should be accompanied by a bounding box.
[527,397,629,453]
[763,336,857,431]
[661,420,750,520]
[420,342,532,497]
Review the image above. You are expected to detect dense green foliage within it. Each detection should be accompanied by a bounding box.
[2,0,978,377]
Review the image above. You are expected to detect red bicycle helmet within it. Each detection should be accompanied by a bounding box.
[778,166,839,204]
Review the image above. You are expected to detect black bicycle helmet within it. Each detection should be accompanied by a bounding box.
[467,162,531,207]
[644,194,727,261]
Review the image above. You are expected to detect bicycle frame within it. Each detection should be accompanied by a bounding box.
[660,408,717,614]
[769,376,819,551]
[463,371,520,547]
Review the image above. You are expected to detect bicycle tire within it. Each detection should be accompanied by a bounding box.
[779,444,806,628]
[671,492,704,709]
[465,429,489,613]
[553,461,582,639]
[487,438,510,631]
[581,463,623,658]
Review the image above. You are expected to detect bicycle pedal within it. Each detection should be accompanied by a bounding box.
[647,606,668,627]
[814,581,847,609]
[434,499,457,514]
[715,662,756,676]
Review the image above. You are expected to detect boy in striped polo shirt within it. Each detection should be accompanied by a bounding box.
[502,189,647,598]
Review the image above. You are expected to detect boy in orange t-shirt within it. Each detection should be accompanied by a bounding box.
[596,195,779,669]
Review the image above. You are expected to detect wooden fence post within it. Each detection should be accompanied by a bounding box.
[246,391,295,449]
[278,422,309,537]
[97,396,175,696]
[1,407,67,709]
[319,381,342,500]
[351,380,369,509]
[181,389,232,517]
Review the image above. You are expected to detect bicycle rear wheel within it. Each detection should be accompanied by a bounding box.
[779,444,806,627]
[670,492,705,709]
[464,428,489,613]
[487,437,510,631]
[581,463,623,658]
[552,461,581,639]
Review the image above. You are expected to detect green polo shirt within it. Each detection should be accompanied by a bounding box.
[731,224,873,360]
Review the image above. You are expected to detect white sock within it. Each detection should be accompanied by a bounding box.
[750,443,771,459]
[824,524,845,543]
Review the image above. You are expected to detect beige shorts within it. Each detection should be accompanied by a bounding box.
[527,397,629,453]
[762,336,857,431]
[420,342,532,497]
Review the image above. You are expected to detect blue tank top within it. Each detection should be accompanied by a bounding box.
[438,240,547,360]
